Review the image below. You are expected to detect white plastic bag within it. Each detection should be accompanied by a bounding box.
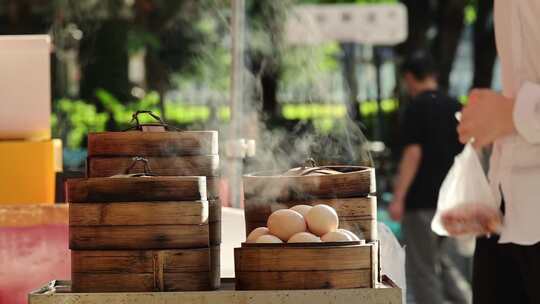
[378,222,406,304]
[432,143,501,237]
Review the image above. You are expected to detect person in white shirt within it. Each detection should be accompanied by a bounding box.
[458,1,540,303]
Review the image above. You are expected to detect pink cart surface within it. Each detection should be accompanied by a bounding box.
[0,205,70,304]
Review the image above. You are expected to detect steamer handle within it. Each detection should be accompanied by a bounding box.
[125,110,173,131]
[124,156,155,176]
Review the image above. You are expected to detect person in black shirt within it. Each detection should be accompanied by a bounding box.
[388,52,469,304]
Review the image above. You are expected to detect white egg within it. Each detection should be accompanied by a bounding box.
[267,209,307,241]
[305,204,339,236]
[288,232,321,243]
[256,234,283,243]
[337,229,361,241]
[321,230,353,242]
[246,227,270,243]
[289,205,312,217]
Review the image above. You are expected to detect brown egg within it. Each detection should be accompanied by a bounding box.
[246,227,270,243]
[305,204,339,236]
[267,209,307,241]
[321,230,353,242]
[337,229,361,241]
[256,234,283,243]
[289,205,312,217]
[288,232,321,243]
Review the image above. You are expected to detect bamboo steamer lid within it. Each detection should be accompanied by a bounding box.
[67,157,207,203]
[87,111,218,157]
[243,161,375,201]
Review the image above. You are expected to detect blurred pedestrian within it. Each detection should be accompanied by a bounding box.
[458,1,540,303]
[389,52,470,304]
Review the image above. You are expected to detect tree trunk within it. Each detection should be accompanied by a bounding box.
[261,69,279,117]
[341,42,359,122]
[79,19,131,107]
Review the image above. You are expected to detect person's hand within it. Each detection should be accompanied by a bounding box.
[458,89,516,148]
[388,198,405,222]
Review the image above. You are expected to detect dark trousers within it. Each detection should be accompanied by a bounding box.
[473,236,540,304]
[403,209,471,304]
[473,197,540,304]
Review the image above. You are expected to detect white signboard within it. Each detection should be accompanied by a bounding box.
[0,35,51,140]
[286,4,408,45]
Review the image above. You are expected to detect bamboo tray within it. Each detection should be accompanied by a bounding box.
[234,241,378,290]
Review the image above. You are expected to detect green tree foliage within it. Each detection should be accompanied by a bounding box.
[52,99,109,149]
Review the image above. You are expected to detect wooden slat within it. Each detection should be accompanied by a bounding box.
[244,196,376,222]
[163,248,211,273]
[209,199,222,223]
[87,131,218,157]
[209,199,221,245]
[87,155,220,178]
[210,246,221,289]
[66,176,206,203]
[71,247,219,292]
[234,245,372,272]
[69,201,208,226]
[69,224,209,250]
[235,269,373,290]
[243,166,375,201]
[72,273,155,292]
[72,272,216,292]
[72,248,213,274]
[71,250,154,273]
[163,272,213,291]
[210,221,221,245]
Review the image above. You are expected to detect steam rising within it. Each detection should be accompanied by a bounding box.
[237,4,373,174]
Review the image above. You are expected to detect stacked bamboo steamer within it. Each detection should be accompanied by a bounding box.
[242,165,377,241]
[236,164,379,290]
[67,112,221,292]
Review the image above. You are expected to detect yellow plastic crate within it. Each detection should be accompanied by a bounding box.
[0,140,62,204]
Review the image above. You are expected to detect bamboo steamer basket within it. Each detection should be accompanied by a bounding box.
[243,164,377,241]
[71,246,220,292]
[85,112,221,243]
[86,111,220,198]
[234,241,378,290]
[67,160,219,292]
[85,111,222,287]
[66,172,209,250]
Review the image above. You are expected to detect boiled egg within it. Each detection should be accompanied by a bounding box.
[246,227,270,243]
[337,229,362,241]
[288,232,321,243]
[289,205,312,217]
[267,209,306,241]
[321,230,353,242]
[256,234,283,243]
[305,204,339,236]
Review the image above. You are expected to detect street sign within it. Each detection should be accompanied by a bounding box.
[286,4,408,46]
